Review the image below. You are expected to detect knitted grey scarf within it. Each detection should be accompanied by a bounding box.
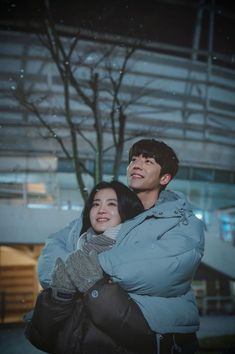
[77,224,122,255]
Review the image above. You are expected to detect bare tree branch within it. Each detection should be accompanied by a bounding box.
[10,1,152,200]
[13,88,71,159]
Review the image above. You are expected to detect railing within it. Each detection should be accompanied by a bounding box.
[0,263,38,323]
[197,295,235,316]
[0,291,35,324]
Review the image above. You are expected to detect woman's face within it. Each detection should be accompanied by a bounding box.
[89,188,121,234]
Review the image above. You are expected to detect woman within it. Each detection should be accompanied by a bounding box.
[25,181,156,354]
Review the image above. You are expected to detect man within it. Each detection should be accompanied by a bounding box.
[38,139,205,353]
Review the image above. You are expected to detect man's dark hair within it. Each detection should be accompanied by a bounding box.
[80,180,144,234]
[129,139,179,185]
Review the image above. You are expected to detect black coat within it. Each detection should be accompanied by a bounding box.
[25,279,156,354]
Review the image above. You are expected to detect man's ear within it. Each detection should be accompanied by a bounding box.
[160,173,171,186]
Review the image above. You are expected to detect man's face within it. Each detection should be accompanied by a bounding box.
[127,154,165,193]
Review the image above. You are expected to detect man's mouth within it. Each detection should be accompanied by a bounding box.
[130,173,143,179]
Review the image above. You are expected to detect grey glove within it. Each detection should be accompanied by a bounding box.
[65,250,104,293]
[51,257,76,301]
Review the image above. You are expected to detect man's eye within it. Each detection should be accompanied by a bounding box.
[146,159,154,164]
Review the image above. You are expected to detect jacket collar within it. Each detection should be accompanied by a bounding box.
[149,190,193,218]
[116,190,193,244]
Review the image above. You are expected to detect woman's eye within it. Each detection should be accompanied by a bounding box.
[108,202,118,207]
[91,202,99,207]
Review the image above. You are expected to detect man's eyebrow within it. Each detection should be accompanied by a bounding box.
[143,156,156,160]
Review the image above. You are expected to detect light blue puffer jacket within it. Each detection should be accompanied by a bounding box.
[38,190,205,334]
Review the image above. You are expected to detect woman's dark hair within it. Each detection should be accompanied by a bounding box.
[80,180,144,234]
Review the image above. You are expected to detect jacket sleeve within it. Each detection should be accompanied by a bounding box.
[99,216,205,297]
[25,288,77,353]
[38,218,82,288]
[83,279,156,352]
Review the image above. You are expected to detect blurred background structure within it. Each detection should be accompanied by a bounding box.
[0,0,235,327]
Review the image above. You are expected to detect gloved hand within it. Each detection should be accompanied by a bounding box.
[65,250,104,293]
[51,257,76,301]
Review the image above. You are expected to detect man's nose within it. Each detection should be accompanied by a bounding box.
[132,158,143,169]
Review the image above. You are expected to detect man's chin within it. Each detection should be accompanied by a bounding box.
[130,186,144,193]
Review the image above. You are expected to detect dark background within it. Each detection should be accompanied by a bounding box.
[0,0,235,58]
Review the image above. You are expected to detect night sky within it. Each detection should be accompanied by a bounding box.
[0,0,234,59]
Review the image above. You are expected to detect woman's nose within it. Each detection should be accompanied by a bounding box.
[97,204,107,213]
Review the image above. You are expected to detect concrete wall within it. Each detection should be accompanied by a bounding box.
[1,204,235,280]
[0,205,80,244]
